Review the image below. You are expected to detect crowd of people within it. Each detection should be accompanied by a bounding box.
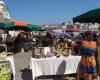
[0,31,33,53]
[0,26,99,80]
[31,26,100,80]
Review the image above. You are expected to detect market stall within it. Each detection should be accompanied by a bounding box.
[0,53,15,80]
[30,56,81,80]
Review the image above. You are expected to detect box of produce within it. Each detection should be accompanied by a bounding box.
[0,61,11,80]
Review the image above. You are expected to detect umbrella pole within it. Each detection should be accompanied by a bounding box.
[1,29,7,59]
[4,29,7,56]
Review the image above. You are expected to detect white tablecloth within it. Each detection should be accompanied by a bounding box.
[0,55,15,80]
[30,56,81,80]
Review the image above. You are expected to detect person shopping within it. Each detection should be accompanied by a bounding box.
[77,31,97,80]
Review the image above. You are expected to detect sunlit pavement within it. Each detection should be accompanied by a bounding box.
[14,51,76,80]
[14,51,32,80]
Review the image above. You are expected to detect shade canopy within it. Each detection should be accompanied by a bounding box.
[73,8,100,23]
[11,20,41,31]
[0,19,41,31]
[66,29,80,32]
[11,19,27,26]
[27,24,41,31]
[0,22,14,29]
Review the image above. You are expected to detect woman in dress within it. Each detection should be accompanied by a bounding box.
[77,31,97,80]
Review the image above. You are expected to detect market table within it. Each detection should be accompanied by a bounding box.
[30,55,81,80]
[0,54,15,80]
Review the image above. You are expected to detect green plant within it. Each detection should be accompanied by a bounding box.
[0,62,11,80]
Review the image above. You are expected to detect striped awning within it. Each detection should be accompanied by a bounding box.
[11,19,27,26]
[27,24,41,31]
[0,22,14,29]
[0,19,41,31]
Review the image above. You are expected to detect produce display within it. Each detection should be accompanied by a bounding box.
[0,61,11,80]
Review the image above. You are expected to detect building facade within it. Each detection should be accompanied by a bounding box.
[0,0,10,22]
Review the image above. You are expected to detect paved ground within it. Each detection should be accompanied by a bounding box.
[14,51,76,80]
[14,51,32,80]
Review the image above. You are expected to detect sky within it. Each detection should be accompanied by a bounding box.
[4,0,100,25]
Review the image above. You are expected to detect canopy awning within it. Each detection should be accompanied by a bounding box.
[66,29,80,32]
[0,22,14,29]
[11,19,27,26]
[27,24,41,31]
[0,19,41,31]
[73,8,100,23]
